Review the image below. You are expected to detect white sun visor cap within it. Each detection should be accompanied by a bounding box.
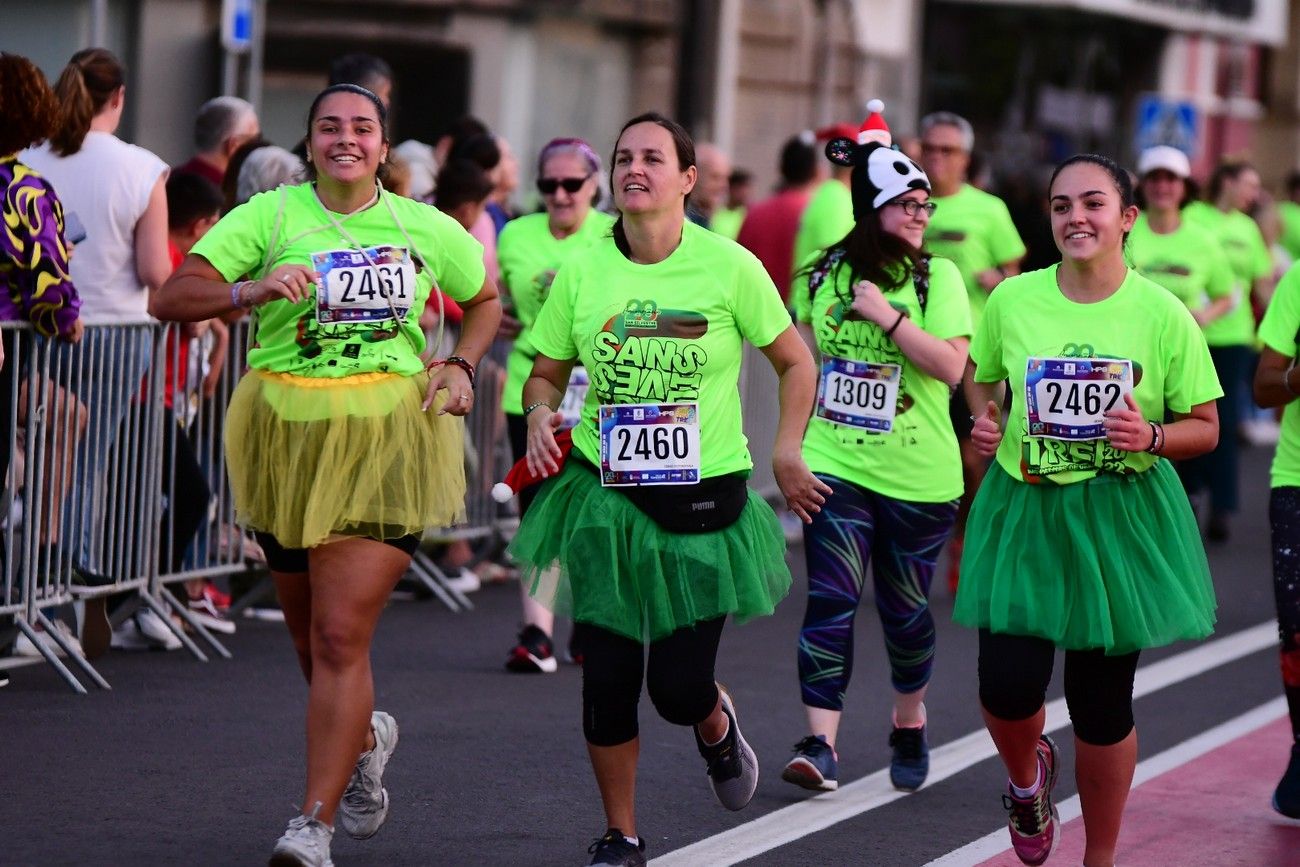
[1137,146,1191,179]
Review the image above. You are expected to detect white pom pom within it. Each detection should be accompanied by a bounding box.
[867,99,884,114]
[491,482,515,503]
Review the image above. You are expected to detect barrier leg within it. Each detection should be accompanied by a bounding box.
[139,593,209,662]
[408,550,468,612]
[159,585,232,660]
[32,609,111,690]
[13,615,88,694]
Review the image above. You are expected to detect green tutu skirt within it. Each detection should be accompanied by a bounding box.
[954,460,1216,654]
[508,460,792,642]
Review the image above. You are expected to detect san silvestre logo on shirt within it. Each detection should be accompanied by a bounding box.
[589,299,709,403]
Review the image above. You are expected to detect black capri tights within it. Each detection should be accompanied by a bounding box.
[978,629,1140,747]
[577,617,725,747]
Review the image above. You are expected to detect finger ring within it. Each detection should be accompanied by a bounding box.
[279,275,290,283]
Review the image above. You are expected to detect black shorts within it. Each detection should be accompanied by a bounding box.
[254,531,421,573]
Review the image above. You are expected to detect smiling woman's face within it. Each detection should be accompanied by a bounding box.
[611,121,696,217]
[308,91,387,187]
[1049,162,1136,265]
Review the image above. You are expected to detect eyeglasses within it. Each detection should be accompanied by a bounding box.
[920,143,964,158]
[885,200,937,217]
[537,175,592,195]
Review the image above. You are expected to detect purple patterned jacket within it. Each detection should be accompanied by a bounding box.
[1,155,80,337]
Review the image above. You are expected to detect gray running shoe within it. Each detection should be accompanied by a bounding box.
[337,711,399,839]
[269,804,334,867]
[695,685,759,811]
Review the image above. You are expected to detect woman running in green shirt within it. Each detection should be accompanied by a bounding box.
[958,154,1220,867]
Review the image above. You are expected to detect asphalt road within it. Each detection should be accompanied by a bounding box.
[0,444,1280,866]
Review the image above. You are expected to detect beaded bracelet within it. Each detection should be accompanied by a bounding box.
[1285,363,1299,397]
[230,281,251,309]
[523,401,552,418]
[1145,421,1164,455]
[431,356,478,389]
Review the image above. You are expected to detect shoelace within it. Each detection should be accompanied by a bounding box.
[588,830,635,856]
[341,752,382,809]
[285,802,330,839]
[791,735,827,755]
[1002,788,1050,836]
[890,728,925,761]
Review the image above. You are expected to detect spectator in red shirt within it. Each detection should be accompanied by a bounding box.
[173,96,260,187]
[736,134,825,303]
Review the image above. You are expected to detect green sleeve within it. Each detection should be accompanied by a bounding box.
[1204,242,1235,301]
[1163,303,1224,413]
[190,192,273,282]
[1258,265,1300,358]
[733,248,792,348]
[921,257,972,340]
[529,263,579,361]
[969,287,1006,382]
[987,198,1027,266]
[427,208,487,303]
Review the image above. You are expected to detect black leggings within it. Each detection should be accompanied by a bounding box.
[978,629,1140,747]
[506,412,539,515]
[578,617,725,747]
[254,531,420,573]
[1271,487,1300,742]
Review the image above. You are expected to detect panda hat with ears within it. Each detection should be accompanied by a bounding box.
[826,100,930,223]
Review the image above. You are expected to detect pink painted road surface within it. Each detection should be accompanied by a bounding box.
[976,717,1300,867]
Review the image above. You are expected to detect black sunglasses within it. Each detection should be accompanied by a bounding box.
[537,175,592,195]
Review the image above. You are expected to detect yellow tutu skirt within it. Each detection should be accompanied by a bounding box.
[225,369,466,548]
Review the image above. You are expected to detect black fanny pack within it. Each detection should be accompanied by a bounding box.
[573,455,748,533]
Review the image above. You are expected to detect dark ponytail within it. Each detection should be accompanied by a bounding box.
[50,48,125,156]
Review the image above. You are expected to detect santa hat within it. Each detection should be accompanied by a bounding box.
[491,429,575,503]
[824,99,930,221]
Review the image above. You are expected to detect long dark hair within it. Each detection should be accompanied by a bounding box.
[609,112,696,257]
[800,200,928,309]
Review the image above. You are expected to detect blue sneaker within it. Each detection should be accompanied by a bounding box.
[781,735,838,791]
[1273,742,1300,819]
[889,724,929,791]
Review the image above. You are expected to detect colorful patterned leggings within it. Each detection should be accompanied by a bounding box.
[798,474,957,710]
[1270,486,1300,742]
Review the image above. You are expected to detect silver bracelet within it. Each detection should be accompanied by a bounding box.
[1285,362,1299,397]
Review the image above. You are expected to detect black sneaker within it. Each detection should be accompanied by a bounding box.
[1274,742,1300,819]
[587,828,646,866]
[889,724,930,791]
[505,624,557,673]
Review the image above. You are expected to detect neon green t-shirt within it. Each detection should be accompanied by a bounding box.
[923,184,1026,331]
[1277,201,1300,262]
[711,207,745,241]
[192,183,485,377]
[498,210,614,415]
[793,255,971,502]
[1256,262,1300,489]
[1183,202,1270,347]
[792,179,853,281]
[529,222,792,478]
[970,266,1222,486]
[1127,214,1234,314]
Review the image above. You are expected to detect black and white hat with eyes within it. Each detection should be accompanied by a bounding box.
[825,99,930,221]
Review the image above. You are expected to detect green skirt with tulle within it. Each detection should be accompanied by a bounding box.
[954,460,1216,654]
[508,460,792,642]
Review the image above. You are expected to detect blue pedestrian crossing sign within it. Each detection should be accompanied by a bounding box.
[1135,95,1198,157]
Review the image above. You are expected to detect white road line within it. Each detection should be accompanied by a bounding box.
[923,697,1287,867]
[649,621,1278,867]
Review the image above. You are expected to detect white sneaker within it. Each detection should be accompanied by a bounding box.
[269,803,335,867]
[443,567,481,594]
[13,619,82,658]
[114,609,182,651]
[338,711,399,839]
[187,594,236,635]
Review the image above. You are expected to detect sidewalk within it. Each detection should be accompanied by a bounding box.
[975,713,1300,866]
